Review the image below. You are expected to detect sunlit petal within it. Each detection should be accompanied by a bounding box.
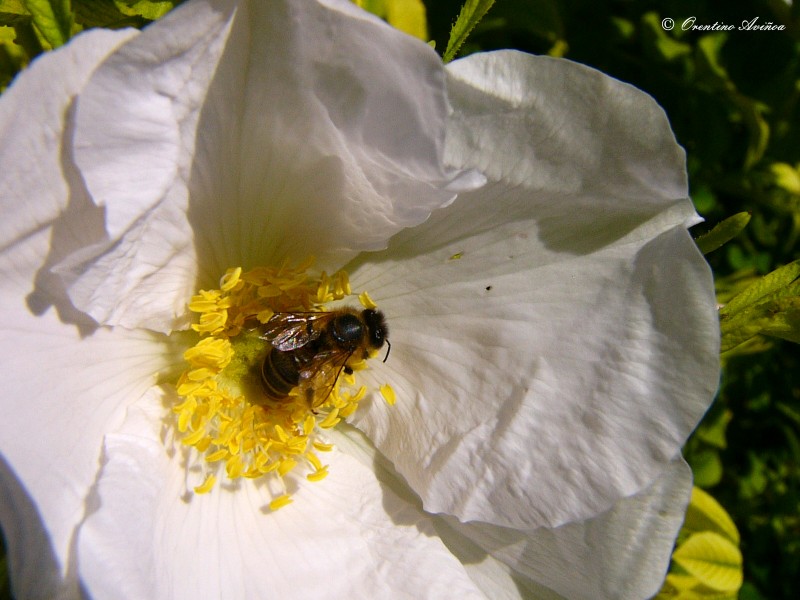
[77,392,487,599]
[347,52,718,530]
[452,457,692,600]
[0,26,168,598]
[60,0,480,333]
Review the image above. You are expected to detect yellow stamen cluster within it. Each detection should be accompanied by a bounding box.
[172,260,393,509]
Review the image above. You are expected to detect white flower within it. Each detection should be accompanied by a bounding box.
[0,0,719,598]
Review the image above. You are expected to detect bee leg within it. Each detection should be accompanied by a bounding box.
[305,387,316,411]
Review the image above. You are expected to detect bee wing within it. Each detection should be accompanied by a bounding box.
[297,347,352,409]
[262,312,331,351]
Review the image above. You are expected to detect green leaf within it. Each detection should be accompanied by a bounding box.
[112,0,177,20]
[697,33,730,85]
[353,0,426,40]
[354,0,386,18]
[0,0,29,20]
[720,293,800,351]
[736,95,770,170]
[0,24,26,89]
[672,532,743,593]
[720,260,800,318]
[771,162,800,195]
[443,0,495,63]
[3,16,44,60]
[641,12,691,62]
[21,0,72,48]
[385,0,427,40]
[683,487,740,544]
[661,572,698,594]
[695,212,751,255]
[689,448,724,488]
[72,0,178,28]
[695,408,733,450]
[719,265,800,345]
[759,296,800,343]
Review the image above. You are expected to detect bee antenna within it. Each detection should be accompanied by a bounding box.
[382,339,391,363]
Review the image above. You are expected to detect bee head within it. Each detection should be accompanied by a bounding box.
[363,309,390,362]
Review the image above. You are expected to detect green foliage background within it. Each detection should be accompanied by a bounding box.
[1,0,799,598]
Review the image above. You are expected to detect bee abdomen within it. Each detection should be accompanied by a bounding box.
[261,348,300,400]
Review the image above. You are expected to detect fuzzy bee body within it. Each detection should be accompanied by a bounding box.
[260,308,388,408]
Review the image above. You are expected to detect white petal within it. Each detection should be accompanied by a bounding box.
[59,0,237,333]
[0,25,135,308]
[452,457,692,600]
[62,0,479,332]
[0,26,151,599]
[330,425,561,600]
[445,51,695,225]
[346,53,718,529]
[0,238,171,598]
[77,392,487,600]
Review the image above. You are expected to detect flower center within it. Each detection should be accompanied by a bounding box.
[172,260,393,510]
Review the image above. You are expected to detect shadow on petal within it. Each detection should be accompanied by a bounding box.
[0,454,89,599]
[25,98,105,337]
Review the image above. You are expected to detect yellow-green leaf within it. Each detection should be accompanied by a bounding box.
[0,0,29,18]
[719,260,800,317]
[682,487,740,544]
[672,532,743,593]
[663,572,698,593]
[385,0,426,40]
[0,22,25,63]
[642,12,691,61]
[689,449,723,488]
[771,162,800,195]
[720,287,800,351]
[21,0,71,48]
[352,0,426,40]
[694,212,751,255]
[657,573,739,599]
[760,296,800,343]
[443,0,495,63]
[353,0,386,17]
[113,0,178,20]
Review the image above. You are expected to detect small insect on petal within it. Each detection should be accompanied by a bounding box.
[175,262,389,508]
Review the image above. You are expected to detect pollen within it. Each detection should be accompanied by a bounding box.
[380,383,397,406]
[172,260,393,510]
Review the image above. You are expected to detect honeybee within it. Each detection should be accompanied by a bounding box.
[259,307,389,408]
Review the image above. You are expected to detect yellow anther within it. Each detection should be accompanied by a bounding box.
[182,427,207,446]
[194,474,216,494]
[380,383,396,406]
[318,408,341,429]
[173,261,395,510]
[269,495,293,511]
[358,291,377,309]
[220,267,242,292]
[307,467,329,482]
[312,440,334,452]
[226,455,244,479]
[205,449,229,463]
[278,459,298,477]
